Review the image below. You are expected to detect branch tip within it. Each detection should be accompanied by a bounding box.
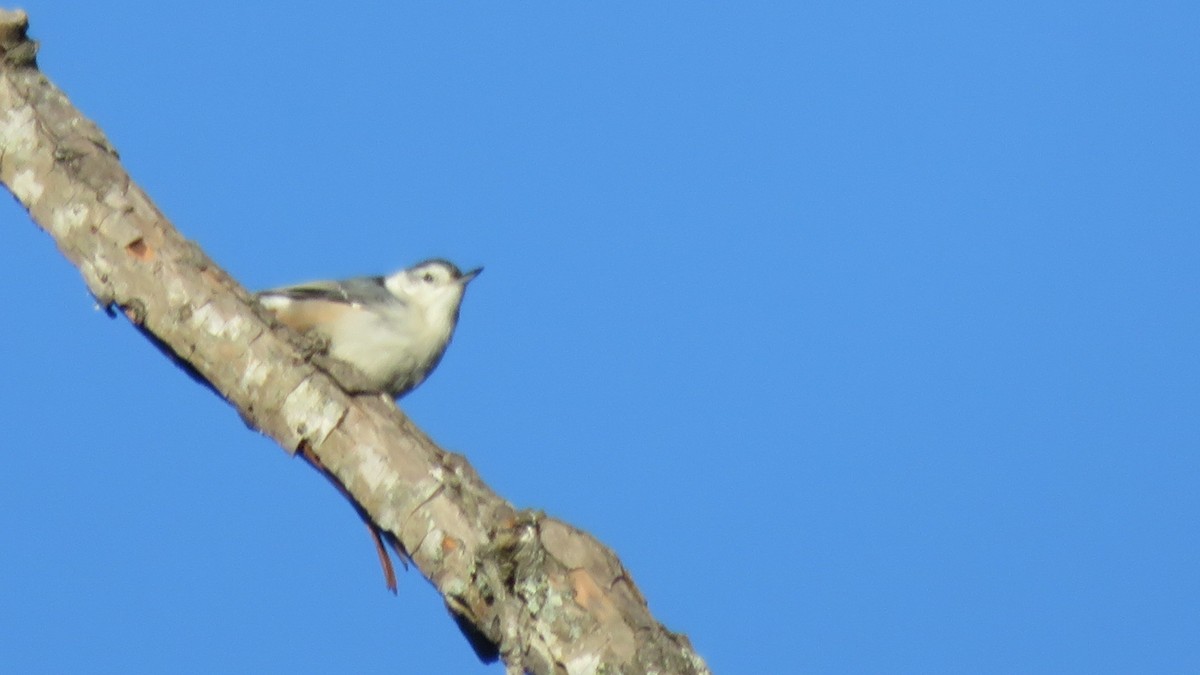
[0,9,36,67]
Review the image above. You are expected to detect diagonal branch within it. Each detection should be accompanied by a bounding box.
[0,10,709,675]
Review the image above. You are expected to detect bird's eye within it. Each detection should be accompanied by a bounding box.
[423,273,435,283]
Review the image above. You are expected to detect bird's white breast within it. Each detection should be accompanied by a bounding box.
[325,302,453,396]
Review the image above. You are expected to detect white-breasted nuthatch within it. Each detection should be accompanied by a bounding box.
[256,259,482,398]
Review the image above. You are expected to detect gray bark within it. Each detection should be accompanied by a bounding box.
[0,10,710,675]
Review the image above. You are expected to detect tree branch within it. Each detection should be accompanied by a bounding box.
[0,10,709,675]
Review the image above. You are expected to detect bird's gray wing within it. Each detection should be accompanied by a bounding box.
[256,275,397,306]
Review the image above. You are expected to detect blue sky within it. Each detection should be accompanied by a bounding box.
[2,2,1197,673]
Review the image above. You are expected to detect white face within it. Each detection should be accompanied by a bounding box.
[385,260,478,317]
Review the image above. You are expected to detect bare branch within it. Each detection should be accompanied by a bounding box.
[0,9,709,675]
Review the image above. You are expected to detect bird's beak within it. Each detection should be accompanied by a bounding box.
[461,267,483,284]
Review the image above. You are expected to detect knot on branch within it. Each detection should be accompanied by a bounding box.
[0,9,37,68]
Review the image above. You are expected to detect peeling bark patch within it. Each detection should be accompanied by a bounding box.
[564,652,602,675]
[50,201,88,235]
[101,187,132,213]
[567,568,637,661]
[414,526,446,567]
[9,167,40,202]
[124,236,153,261]
[238,357,271,392]
[568,569,609,619]
[184,301,218,334]
[121,298,147,325]
[350,443,394,493]
[163,276,191,308]
[187,302,255,342]
[0,104,38,157]
[281,379,346,448]
[539,520,592,570]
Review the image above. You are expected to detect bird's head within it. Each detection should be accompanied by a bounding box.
[385,259,482,319]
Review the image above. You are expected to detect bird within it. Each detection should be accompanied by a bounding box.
[255,258,482,594]
[255,258,482,398]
